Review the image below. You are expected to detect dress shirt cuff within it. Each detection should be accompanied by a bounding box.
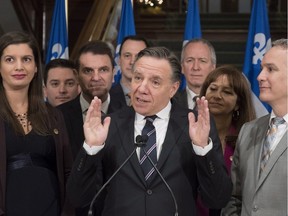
[83,142,105,155]
[192,137,213,156]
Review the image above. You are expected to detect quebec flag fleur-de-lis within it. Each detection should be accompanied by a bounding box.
[243,0,271,116]
[46,0,69,63]
[252,33,271,65]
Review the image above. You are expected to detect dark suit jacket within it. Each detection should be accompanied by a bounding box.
[67,103,232,216]
[173,89,189,109]
[58,93,128,159]
[109,83,127,108]
[0,105,73,216]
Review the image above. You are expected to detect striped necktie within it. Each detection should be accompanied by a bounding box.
[139,115,157,182]
[260,117,285,174]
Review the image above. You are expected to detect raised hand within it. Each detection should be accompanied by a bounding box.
[84,96,111,147]
[188,96,210,147]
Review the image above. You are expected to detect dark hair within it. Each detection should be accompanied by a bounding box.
[134,46,182,83]
[44,58,77,85]
[75,40,114,70]
[0,31,51,135]
[181,38,217,65]
[119,35,150,55]
[200,65,256,133]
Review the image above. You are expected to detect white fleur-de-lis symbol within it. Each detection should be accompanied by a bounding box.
[50,43,69,60]
[252,33,271,65]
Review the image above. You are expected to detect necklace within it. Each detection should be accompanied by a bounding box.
[15,112,32,134]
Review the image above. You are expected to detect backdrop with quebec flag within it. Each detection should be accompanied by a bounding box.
[113,0,136,85]
[243,0,271,117]
[46,0,272,117]
[46,0,69,64]
[181,0,202,90]
[183,0,271,116]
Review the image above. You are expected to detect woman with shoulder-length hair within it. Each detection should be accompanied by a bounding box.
[197,64,256,216]
[0,31,73,216]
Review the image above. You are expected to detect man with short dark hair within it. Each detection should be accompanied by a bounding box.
[58,40,125,157]
[44,58,80,107]
[111,35,149,106]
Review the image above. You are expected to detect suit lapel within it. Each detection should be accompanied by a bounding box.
[257,130,288,188]
[151,104,188,184]
[115,108,146,186]
[68,100,84,155]
[253,117,269,181]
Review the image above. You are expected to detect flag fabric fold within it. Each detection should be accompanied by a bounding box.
[113,0,136,84]
[243,0,271,117]
[46,0,69,64]
[183,0,202,46]
[181,0,202,90]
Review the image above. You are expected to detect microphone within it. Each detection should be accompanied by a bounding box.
[135,134,148,147]
[137,135,179,216]
[87,135,146,216]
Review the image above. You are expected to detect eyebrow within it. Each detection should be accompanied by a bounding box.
[99,66,111,71]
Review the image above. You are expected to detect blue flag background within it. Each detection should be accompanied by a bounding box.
[113,0,136,85]
[181,0,202,90]
[243,0,271,116]
[183,0,202,46]
[46,0,69,64]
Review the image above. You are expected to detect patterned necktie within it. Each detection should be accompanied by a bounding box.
[260,117,285,174]
[192,96,199,109]
[139,115,157,182]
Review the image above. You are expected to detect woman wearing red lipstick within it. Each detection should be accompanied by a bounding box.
[0,31,73,216]
[197,65,256,215]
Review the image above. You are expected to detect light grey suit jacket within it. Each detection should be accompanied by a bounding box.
[221,114,287,216]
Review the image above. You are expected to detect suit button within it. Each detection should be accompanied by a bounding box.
[146,189,152,195]
[209,161,215,174]
[77,158,84,171]
[252,205,258,212]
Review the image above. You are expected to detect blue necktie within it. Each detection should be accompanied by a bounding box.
[260,117,285,174]
[139,115,157,182]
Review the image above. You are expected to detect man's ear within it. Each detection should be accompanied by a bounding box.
[170,81,180,98]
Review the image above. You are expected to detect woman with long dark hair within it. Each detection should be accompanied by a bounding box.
[0,31,73,216]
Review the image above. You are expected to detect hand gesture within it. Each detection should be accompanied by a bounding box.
[84,97,111,147]
[188,96,210,147]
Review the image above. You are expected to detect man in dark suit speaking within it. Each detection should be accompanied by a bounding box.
[67,47,232,216]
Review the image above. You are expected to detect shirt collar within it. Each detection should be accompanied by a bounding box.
[270,111,288,124]
[120,82,130,96]
[80,93,90,114]
[80,93,110,114]
[135,101,171,121]
[186,86,198,99]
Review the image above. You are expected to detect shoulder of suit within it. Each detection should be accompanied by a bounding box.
[56,95,81,111]
[242,114,270,130]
